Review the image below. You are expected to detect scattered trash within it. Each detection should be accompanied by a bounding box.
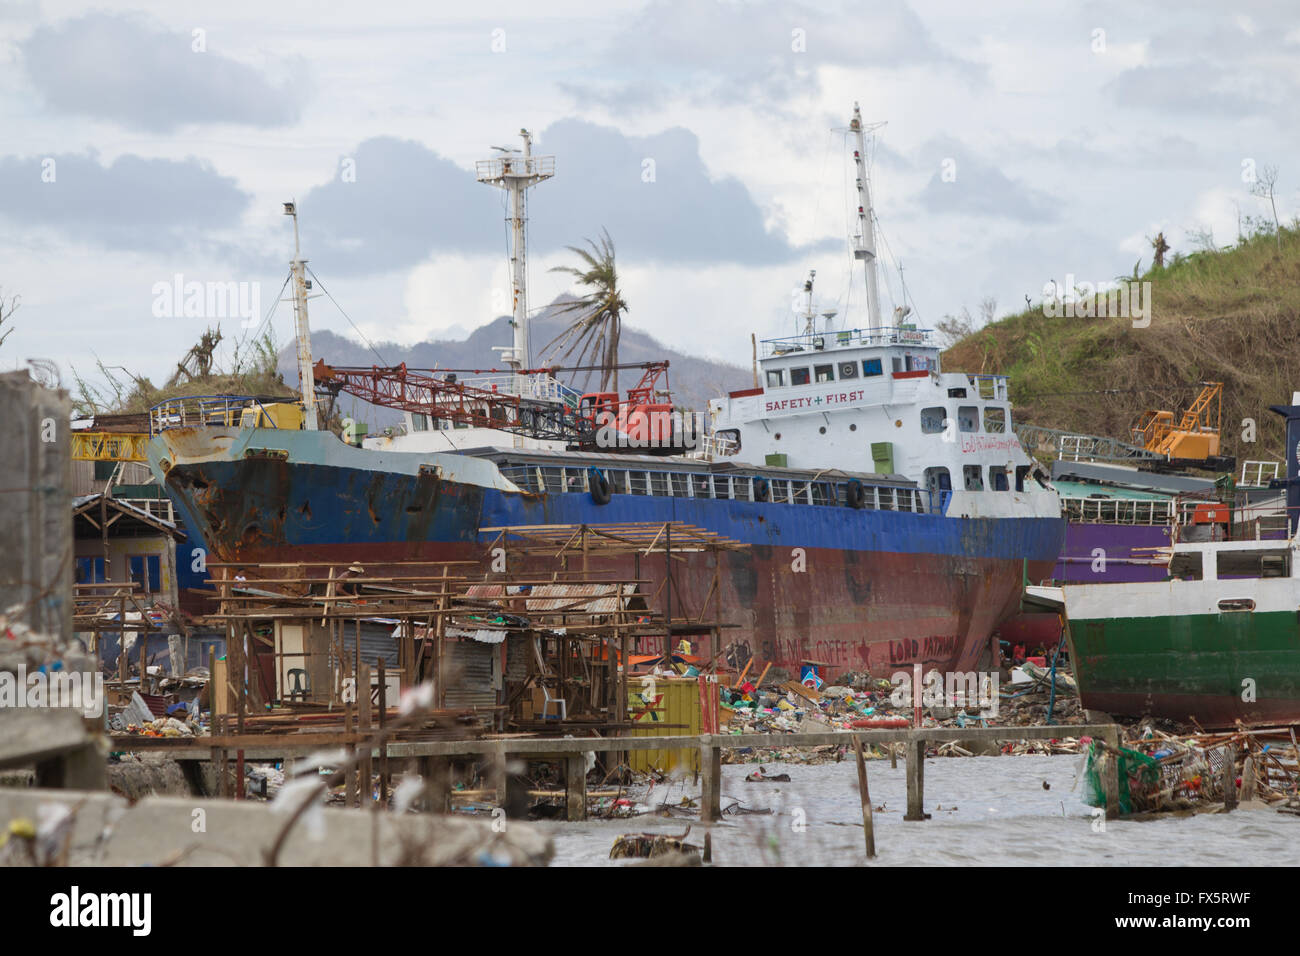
[610,827,700,859]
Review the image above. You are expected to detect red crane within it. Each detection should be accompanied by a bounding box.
[312,359,677,448]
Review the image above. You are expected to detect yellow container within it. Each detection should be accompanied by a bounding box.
[626,676,701,773]
[239,402,305,430]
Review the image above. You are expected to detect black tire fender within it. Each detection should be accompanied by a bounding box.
[845,479,866,509]
[589,467,611,505]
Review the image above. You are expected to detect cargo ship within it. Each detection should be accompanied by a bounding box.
[1057,399,1300,727]
[146,106,1065,677]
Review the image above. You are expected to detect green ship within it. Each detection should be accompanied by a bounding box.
[1059,538,1300,728]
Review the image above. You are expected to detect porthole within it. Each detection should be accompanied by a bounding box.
[819,426,826,434]
[849,423,857,431]
[775,433,781,440]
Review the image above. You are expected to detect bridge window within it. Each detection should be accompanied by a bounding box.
[990,467,1009,491]
[790,367,811,386]
[925,467,952,495]
[412,413,430,432]
[963,465,984,491]
[1015,465,1030,492]
[958,406,979,433]
[947,388,967,398]
[863,358,883,377]
[920,407,947,434]
[984,407,1006,433]
[814,364,835,383]
[838,361,859,380]
[766,369,785,388]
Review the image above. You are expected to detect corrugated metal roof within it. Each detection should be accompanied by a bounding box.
[524,582,640,613]
[463,582,645,614]
[445,626,508,644]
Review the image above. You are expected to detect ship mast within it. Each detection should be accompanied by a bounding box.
[283,201,318,430]
[477,129,555,394]
[802,269,817,335]
[849,103,884,331]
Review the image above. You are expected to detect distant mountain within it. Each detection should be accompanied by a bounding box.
[279,295,752,430]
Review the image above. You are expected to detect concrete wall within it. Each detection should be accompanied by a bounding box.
[0,371,71,641]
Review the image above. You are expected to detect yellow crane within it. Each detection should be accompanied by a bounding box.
[1131,382,1223,461]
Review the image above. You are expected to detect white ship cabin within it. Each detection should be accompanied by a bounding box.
[1166,538,1298,582]
[708,326,1059,519]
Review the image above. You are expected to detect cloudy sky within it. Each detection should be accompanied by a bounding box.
[1,0,1297,390]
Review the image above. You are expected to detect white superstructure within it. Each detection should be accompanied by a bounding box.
[708,328,1058,518]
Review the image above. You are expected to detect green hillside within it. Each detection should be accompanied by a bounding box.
[942,224,1300,469]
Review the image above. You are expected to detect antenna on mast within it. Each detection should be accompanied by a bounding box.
[802,269,817,336]
[283,200,318,430]
[476,129,555,393]
[847,103,886,331]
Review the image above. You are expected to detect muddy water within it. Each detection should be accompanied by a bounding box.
[532,754,1299,866]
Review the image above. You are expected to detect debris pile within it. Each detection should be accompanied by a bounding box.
[1083,724,1300,815]
[610,827,700,860]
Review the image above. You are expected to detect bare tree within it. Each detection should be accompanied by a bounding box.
[0,288,18,350]
[935,306,975,348]
[978,296,998,327]
[1250,164,1281,253]
[1149,232,1170,268]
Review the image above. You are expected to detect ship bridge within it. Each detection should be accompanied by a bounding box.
[757,325,941,385]
[707,324,1053,520]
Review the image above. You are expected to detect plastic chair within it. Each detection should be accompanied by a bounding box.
[541,685,566,720]
[287,668,310,702]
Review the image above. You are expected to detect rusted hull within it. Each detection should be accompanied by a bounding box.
[157,443,1063,678]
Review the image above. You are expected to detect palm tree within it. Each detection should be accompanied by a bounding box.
[544,229,628,394]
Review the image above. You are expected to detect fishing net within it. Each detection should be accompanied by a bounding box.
[1081,740,1162,814]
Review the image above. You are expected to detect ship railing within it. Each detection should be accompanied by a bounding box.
[760,326,935,358]
[449,373,581,408]
[148,394,274,435]
[966,374,1008,401]
[682,432,740,461]
[118,497,175,524]
[1062,495,1175,526]
[1240,459,1282,488]
[474,154,555,182]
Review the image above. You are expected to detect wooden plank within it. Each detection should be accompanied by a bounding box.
[853,735,876,859]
